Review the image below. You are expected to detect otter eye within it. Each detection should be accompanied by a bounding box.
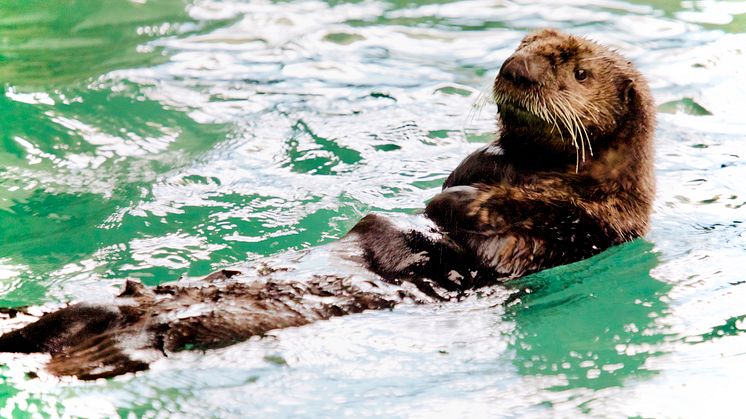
[575,68,588,81]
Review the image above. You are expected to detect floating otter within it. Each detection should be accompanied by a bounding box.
[0,29,655,379]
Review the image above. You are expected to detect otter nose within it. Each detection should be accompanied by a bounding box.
[499,55,545,86]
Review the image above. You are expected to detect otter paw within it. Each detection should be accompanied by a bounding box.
[424,185,480,231]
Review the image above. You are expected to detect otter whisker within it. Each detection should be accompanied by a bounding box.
[567,91,602,126]
[552,96,585,171]
[567,107,589,157]
[570,96,595,158]
[575,112,588,162]
[566,107,584,170]
[559,92,597,161]
[554,97,579,149]
[570,118,585,166]
[545,99,564,141]
[466,80,496,130]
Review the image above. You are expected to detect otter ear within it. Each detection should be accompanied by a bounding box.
[621,78,636,104]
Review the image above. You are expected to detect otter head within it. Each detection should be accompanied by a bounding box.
[493,29,653,169]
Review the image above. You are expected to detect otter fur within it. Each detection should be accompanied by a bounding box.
[0,29,655,379]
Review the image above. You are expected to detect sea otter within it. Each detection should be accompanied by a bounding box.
[0,29,654,380]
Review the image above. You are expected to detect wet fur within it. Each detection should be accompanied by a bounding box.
[0,29,655,379]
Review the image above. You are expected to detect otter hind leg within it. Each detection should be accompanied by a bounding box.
[45,331,152,380]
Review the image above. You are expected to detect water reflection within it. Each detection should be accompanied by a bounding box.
[283,119,363,175]
[0,1,239,303]
[0,86,231,302]
[505,241,670,391]
[0,0,227,87]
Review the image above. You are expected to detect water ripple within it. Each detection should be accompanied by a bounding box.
[1,0,746,416]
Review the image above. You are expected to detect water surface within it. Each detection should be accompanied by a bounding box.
[1,0,745,417]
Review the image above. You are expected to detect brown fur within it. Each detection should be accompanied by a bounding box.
[433,28,655,277]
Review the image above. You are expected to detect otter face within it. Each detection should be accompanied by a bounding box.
[494,29,639,161]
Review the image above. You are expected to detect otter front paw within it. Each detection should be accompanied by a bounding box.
[424,185,480,231]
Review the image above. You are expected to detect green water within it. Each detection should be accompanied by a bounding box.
[1,0,746,417]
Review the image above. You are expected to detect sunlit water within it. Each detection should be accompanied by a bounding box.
[1,0,745,417]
